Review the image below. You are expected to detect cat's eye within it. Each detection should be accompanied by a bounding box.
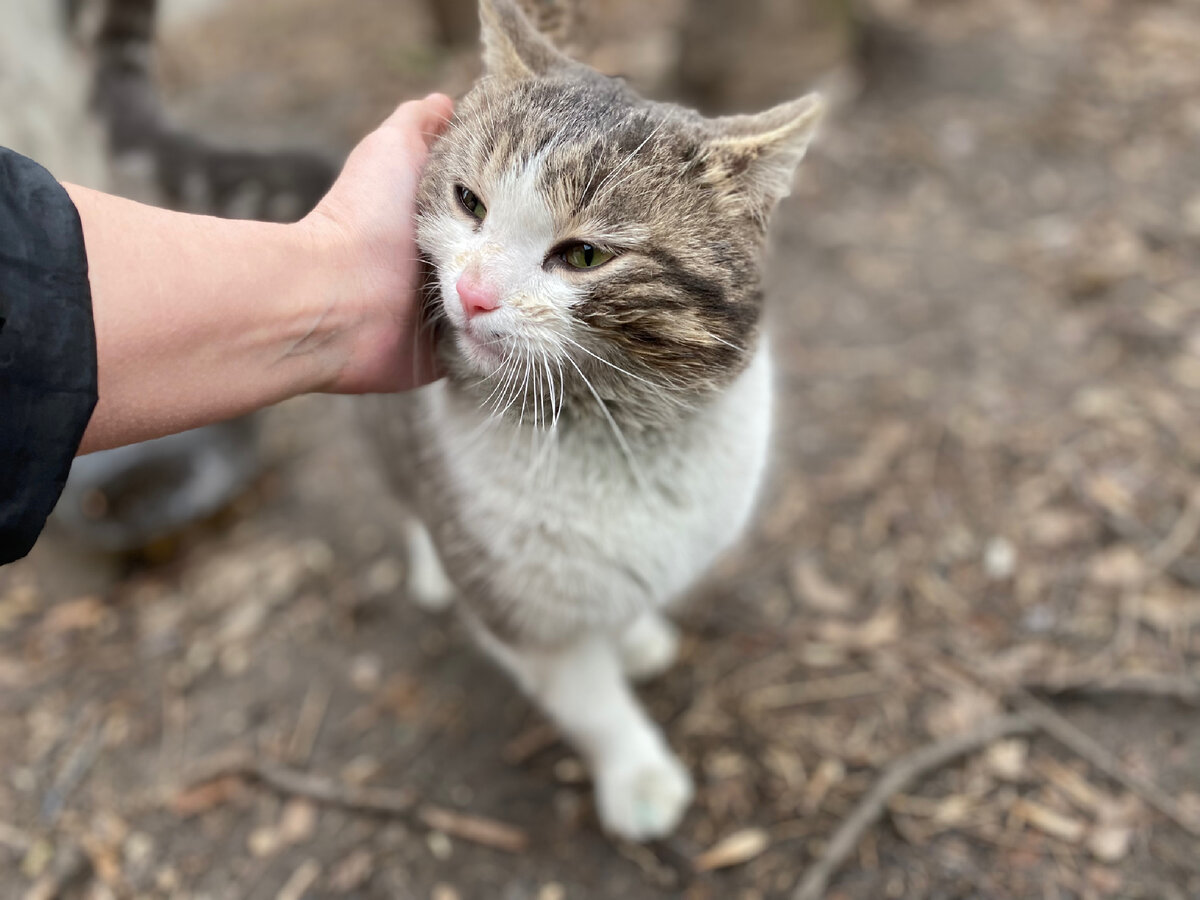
[560,242,614,269]
[456,185,487,221]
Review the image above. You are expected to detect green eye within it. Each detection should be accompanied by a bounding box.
[457,185,486,221]
[561,242,614,269]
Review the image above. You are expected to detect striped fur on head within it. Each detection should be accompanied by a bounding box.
[417,0,821,426]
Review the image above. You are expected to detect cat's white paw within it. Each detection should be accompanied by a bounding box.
[595,750,693,841]
[405,522,456,611]
[618,613,680,682]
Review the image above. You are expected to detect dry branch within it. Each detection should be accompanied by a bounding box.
[791,714,1036,900]
[180,752,529,853]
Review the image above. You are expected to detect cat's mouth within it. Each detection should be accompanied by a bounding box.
[456,324,507,369]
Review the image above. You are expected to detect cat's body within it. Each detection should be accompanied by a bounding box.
[365,0,821,841]
[367,340,772,646]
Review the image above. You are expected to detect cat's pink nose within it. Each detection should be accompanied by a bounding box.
[456,270,501,319]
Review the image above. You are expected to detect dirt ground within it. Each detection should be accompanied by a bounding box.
[4,0,1200,897]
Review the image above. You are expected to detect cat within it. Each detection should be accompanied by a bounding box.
[0,0,337,220]
[362,0,822,841]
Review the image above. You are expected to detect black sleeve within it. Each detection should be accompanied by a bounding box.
[0,148,98,565]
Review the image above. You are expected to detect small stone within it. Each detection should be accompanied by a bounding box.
[427,832,453,861]
[248,827,280,858]
[278,799,317,845]
[349,654,383,692]
[1088,824,1133,863]
[123,831,155,872]
[983,537,1017,580]
[341,755,380,786]
[301,539,335,573]
[553,757,588,784]
[365,558,404,596]
[985,739,1028,781]
[219,643,250,676]
[155,867,181,891]
[538,884,566,900]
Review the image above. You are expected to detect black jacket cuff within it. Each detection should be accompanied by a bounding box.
[0,148,98,564]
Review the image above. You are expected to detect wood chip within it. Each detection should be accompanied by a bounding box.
[171,776,246,817]
[814,608,900,649]
[1011,797,1087,844]
[693,827,771,872]
[327,849,374,893]
[746,672,887,711]
[417,806,529,854]
[275,859,320,900]
[792,559,855,614]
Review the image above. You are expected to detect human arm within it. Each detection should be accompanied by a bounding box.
[73,92,454,454]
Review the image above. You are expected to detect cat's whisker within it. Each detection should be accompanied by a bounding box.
[489,345,527,420]
[516,346,534,428]
[543,351,561,432]
[560,335,696,412]
[562,353,649,493]
[554,355,567,427]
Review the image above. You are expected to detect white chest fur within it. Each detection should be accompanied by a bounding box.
[417,343,773,642]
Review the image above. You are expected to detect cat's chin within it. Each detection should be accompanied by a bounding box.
[452,327,506,375]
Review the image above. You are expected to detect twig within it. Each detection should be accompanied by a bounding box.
[791,714,1035,900]
[286,682,332,766]
[1012,689,1200,839]
[1022,672,1200,705]
[21,842,91,900]
[936,646,1200,839]
[1147,488,1200,576]
[180,751,529,852]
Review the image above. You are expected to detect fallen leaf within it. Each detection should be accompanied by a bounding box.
[693,828,771,872]
[276,859,320,900]
[172,776,245,817]
[328,849,374,893]
[792,559,855,614]
[41,597,108,635]
[1088,546,1146,588]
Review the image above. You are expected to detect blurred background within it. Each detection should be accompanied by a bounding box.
[2,0,1200,897]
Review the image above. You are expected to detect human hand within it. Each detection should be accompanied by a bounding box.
[302,93,455,394]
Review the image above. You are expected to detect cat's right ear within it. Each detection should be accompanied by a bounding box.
[479,0,572,82]
[702,92,825,218]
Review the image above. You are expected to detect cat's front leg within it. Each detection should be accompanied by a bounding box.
[404,517,456,611]
[477,627,693,841]
[617,610,681,682]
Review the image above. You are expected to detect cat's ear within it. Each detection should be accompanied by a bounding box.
[479,0,572,82]
[702,93,824,213]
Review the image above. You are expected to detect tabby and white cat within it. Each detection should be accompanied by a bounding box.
[364,0,821,841]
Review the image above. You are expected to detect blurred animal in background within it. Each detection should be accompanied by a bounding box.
[362,0,822,841]
[0,0,338,554]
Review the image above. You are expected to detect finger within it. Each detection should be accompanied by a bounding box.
[379,94,455,149]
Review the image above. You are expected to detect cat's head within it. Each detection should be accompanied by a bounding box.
[416,0,821,423]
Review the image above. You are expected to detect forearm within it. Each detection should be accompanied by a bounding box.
[68,185,348,454]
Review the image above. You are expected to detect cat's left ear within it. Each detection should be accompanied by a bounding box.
[702,93,824,214]
[479,0,573,82]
